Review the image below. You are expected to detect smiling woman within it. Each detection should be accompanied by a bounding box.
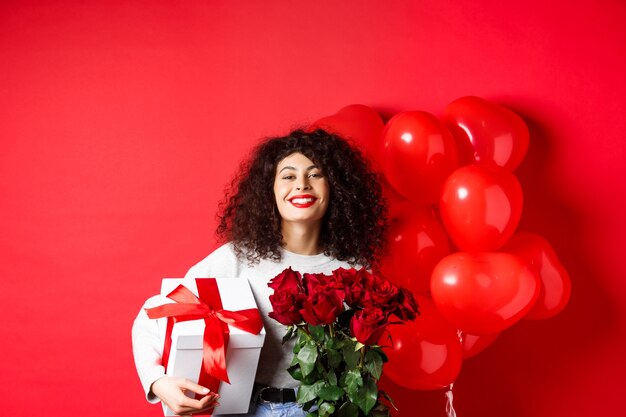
[132,129,389,416]
[217,129,388,267]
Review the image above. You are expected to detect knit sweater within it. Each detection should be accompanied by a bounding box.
[132,242,352,402]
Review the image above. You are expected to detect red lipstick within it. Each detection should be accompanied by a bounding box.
[289,194,317,208]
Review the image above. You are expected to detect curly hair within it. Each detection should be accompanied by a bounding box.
[216,129,388,268]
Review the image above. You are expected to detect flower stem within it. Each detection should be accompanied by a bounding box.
[359,346,365,369]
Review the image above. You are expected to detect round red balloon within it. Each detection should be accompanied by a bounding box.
[382,294,462,390]
[503,232,571,320]
[380,207,450,294]
[430,252,540,335]
[443,96,530,171]
[440,163,523,252]
[381,111,459,204]
[310,104,384,166]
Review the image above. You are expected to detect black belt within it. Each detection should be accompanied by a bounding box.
[255,385,297,404]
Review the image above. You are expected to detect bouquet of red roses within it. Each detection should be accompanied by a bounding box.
[268,267,419,417]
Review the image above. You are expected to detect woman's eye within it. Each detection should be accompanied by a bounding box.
[309,172,323,178]
[282,175,295,180]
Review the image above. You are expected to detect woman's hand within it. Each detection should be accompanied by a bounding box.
[151,376,219,416]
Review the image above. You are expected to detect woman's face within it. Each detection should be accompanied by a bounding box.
[273,152,330,227]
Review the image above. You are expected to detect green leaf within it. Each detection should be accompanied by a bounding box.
[325,335,337,349]
[282,325,295,344]
[293,339,303,355]
[354,377,378,415]
[342,343,360,369]
[354,341,366,351]
[365,349,384,380]
[337,401,359,417]
[369,403,391,417]
[309,325,325,342]
[305,412,318,417]
[343,369,363,396]
[290,352,300,366]
[315,358,326,374]
[375,347,388,363]
[297,327,310,343]
[297,380,324,403]
[379,389,398,411]
[327,348,343,368]
[327,369,338,386]
[287,364,303,381]
[318,385,344,401]
[303,399,316,412]
[318,402,336,417]
[298,342,319,377]
[302,370,322,385]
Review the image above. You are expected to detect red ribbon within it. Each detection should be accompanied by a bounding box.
[145,278,263,387]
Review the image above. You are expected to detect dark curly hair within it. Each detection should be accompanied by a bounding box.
[216,129,388,268]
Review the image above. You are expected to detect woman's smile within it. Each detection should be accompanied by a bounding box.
[289,194,317,208]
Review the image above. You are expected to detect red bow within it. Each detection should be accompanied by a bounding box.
[146,279,263,384]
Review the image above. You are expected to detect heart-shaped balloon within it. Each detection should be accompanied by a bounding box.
[310,104,384,166]
[382,294,463,390]
[381,177,412,219]
[381,111,459,204]
[380,207,451,294]
[440,163,523,252]
[461,331,499,359]
[430,252,540,334]
[503,232,571,320]
[443,96,530,171]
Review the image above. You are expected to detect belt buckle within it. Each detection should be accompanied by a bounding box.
[259,386,280,404]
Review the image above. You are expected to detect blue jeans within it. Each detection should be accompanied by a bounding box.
[230,401,306,417]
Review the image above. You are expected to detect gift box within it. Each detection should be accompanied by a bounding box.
[150,278,266,416]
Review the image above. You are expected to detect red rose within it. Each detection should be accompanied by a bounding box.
[299,286,345,326]
[391,288,419,321]
[303,271,343,294]
[268,288,305,325]
[268,267,303,292]
[364,273,400,307]
[350,307,387,345]
[331,267,358,285]
[335,268,368,307]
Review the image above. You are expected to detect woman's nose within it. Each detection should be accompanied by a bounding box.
[296,178,311,190]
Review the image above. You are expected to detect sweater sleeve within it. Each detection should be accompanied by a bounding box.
[131,294,169,403]
[132,243,241,404]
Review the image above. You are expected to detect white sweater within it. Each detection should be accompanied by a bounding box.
[132,243,352,402]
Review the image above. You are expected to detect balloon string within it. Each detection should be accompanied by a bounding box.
[445,383,457,417]
[445,331,463,417]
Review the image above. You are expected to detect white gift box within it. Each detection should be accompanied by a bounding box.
[158,278,266,416]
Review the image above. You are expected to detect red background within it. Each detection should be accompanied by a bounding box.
[2,1,625,416]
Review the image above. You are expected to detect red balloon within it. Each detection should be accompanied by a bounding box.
[382,294,462,390]
[461,331,499,359]
[310,104,384,165]
[381,111,459,204]
[380,207,450,294]
[381,178,411,219]
[503,232,571,320]
[430,252,540,334]
[440,163,523,252]
[443,96,530,171]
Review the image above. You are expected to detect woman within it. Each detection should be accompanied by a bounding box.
[132,129,388,416]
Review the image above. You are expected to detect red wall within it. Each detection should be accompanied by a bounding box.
[2,1,625,416]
